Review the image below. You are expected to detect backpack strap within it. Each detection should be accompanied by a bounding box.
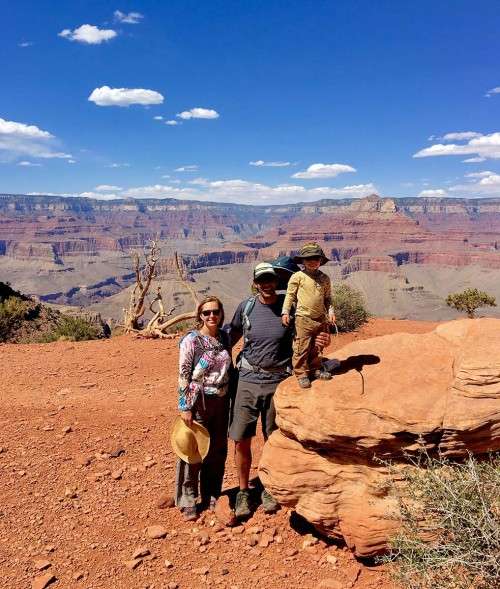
[241,296,257,344]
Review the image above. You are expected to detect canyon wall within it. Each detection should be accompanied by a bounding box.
[2,193,500,312]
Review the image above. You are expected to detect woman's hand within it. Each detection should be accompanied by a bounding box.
[180,410,193,427]
[282,313,290,327]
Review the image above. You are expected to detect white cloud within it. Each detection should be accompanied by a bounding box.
[153,115,163,121]
[59,24,117,44]
[18,41,33,48]
[17,161,42,167]
[124,184,194,199]
[447,170,500,196]
[165,120,179,126]
[88,86,164,107]
[175,165,198,172]
[0,118,52,139]
[0,117,72,161]
[418,189,447,197]
[68,177,378,205]
[441,131,483,141]
[188,177,210,186]
[464,171,494,178]
[107,162,130,168]
[79,191,122,200]
[249,160,292,167]
[462,157,486,163]
[176,108,219,120]
[114,10,144,24]
[485,87,500,98]
[194,179,375,203]
[414,132,500,160]
[477,173,500,187]
[95,184,123,192]
[292,163,356,179]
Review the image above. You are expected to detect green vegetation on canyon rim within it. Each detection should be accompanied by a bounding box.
[0,281,103,343]
[446,288,497,318]
[331,283,370,332]
[381,451,500,589]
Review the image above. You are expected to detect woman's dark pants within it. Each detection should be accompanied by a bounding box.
[175,394,229,509]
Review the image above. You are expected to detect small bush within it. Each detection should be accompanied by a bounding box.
[331,283,370,332]
[381,451,500,589]
[0,297,31,341]
[446,288,496,318]
[40,315,101,343]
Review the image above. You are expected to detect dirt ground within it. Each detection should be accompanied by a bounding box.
[0,318,437,589]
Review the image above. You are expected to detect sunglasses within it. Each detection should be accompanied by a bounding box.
[201,309,221,317]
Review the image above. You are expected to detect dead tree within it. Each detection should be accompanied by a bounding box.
[123,240,161,332]
[124,245,199,338]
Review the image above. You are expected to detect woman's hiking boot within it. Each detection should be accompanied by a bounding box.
[261,489,279,514]
[235,489,252,519]
[314,369,332,380]
[298,376,311,389]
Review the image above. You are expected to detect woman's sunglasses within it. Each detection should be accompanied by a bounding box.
[201,309,221,317]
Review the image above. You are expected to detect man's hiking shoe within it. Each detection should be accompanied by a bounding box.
[182,506,197,521]
[298,376,311,389]
[261,489,279,514]
[235,489,252,519]
[314,369,332,381]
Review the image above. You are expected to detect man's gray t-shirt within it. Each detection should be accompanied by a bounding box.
[227,294,293,384]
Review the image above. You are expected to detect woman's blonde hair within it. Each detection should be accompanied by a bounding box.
[195,296,225,330]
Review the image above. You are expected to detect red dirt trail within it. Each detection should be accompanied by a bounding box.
[0,318,437,589]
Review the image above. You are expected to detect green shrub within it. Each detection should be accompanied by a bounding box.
[331,283,370,332]
[381,451,500,589]
[0,297,31,341]
[446,288,496,318]
[40,315,101,343]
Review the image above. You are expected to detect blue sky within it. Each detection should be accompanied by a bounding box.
[2,0,500,204]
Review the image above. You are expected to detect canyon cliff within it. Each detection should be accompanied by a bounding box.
[1,193,500,318]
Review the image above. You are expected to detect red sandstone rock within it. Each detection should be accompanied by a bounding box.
[214,495,237,527]
[259,318,500,557]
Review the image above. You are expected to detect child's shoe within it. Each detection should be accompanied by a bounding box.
[298,376,311,389]
[314,369,332,381]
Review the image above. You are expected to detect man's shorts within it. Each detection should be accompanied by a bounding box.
[229,379,278,441]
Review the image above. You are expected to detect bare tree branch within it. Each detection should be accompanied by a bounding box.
[123,245,199,338]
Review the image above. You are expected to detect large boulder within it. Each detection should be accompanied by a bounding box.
[258,318,500,557]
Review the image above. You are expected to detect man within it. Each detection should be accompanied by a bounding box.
[227,262,330,518]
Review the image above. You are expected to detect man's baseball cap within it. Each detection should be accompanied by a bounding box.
[253,262,278,280]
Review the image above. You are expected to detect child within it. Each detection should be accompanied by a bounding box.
[281,242,335,389]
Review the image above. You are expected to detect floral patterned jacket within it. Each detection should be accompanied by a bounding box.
[178,330,231,411]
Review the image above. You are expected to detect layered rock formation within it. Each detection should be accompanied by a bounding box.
[258,318,500,557]
[2,193,500,312]
[2,194,500,269]
[257,195,500,271]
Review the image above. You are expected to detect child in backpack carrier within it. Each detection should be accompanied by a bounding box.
[281,242,335,389]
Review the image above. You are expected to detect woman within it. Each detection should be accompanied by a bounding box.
[174,296,232,521]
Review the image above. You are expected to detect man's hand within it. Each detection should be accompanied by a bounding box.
[281,313,290,327]
[180,410,193,427]
[315,330,331,350]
